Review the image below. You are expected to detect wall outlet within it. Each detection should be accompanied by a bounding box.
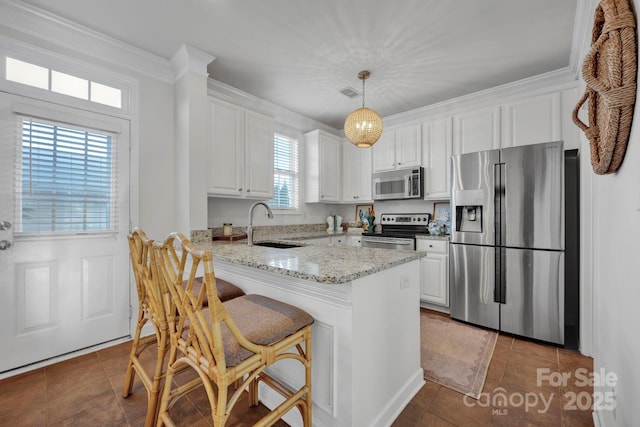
[400,277,410,289]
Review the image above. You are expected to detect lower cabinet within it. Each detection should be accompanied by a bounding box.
[300,235,361,246]
[301,237,331,245]
[416,238,449,308]
[347,235,362,247]
[330,236,346,245]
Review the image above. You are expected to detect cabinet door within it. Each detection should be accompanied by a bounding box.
[348,235,362,247]
[244,109,274,199]
[319,134,341,202]
[395,124,422,168]
[420,253,449,306]
[453,106,501,155]
[503,92,560,148]
[343,141,372,202]
[302,237,331,244]
[342,141,359,201]
[561,85,580,150]
[208,98,243,196]
[330,236,346,245]
[355,146,372,200]
[371,131,396,172]
[422,117,452,199]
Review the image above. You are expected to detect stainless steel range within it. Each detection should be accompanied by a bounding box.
[361,213,432,250]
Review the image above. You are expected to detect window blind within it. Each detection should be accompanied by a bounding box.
[270,133,299,209]
[15,117,118,234]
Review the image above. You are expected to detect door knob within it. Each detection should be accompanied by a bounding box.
[0,240,12,250]
[0,221,10,231]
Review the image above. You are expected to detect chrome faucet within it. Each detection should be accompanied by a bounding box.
[246,201,273,246]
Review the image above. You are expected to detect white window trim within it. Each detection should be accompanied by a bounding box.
[271,132,301,213]
[0,44,133,118]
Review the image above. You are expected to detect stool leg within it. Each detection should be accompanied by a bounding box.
[123,313,146,397]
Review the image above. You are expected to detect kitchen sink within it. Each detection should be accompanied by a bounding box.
[253,241,303,249]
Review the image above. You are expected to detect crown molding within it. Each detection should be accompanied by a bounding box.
[171,44,215,81]
[207,78,339,136]
[0,0,174,83]
[381,67,578,128]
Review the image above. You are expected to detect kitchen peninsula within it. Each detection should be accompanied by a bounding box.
[193,235,424,427]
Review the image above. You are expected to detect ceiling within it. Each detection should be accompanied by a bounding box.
[19,0,578,130]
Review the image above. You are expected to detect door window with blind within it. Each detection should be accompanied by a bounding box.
[15,117,119,235]
[270,133,299,210]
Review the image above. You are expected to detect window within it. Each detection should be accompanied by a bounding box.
[5,57,123,109]
[269,134,299,209]
[15,118,118,234]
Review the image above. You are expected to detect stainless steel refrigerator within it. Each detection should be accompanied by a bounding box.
[450,141,577,345]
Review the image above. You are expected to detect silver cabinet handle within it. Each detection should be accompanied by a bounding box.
[0,240,12,250]
[0,221,10,231]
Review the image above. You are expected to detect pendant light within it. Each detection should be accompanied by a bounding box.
[344,70,383,148]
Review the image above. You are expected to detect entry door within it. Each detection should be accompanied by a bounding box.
[0,94,130,373]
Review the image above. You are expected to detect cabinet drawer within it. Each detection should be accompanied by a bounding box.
[416,239,448,254]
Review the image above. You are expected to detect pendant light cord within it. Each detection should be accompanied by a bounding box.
[361,76,366,108]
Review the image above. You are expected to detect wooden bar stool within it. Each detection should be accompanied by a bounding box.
[122,228,245,427]
[153,232,313,427]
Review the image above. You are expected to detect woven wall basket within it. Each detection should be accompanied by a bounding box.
[572,0,638,175]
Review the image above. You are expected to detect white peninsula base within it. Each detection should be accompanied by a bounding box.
[214,258,424,427]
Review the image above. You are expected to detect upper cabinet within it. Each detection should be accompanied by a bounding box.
[422,117,452,199]
[208,97,274,199]
[372,123,422,172]
[305,129,342,203]
[453,105,501,155]
[502,92,561,148]
[342,140,372,202]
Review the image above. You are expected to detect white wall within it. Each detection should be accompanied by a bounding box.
[579,1,640,425]
[136,76,176,238]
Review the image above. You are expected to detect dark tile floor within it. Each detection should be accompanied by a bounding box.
[0,312,594,426]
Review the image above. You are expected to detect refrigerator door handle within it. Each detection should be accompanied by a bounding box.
[493,162,506,305]
[493,162,506,247]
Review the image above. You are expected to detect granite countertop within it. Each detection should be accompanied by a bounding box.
[196,239,422,284]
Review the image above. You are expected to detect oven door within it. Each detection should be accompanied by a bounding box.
[361,236,415,250]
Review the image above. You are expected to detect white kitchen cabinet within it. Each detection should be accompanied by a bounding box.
[330,235,346,245]
[417,239,449,307]
[453,105,501,155]
[502,92,561,148]
[372,123,422,172]
[208,97,274,199]
[301,236,331,245]
[342,140,372,202]
[304,129,341,203]
[422,117,452,199]
[560,85,581,150]
[347,234,362,247]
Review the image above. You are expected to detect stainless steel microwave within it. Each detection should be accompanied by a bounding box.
[372,167,424,200]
